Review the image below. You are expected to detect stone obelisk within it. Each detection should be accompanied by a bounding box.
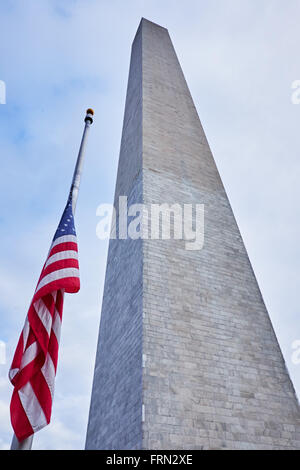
[85,18,300,450]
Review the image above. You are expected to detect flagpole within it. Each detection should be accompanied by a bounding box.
[11,433,33,450]
[70,108,94,214]
[10,108,94,451]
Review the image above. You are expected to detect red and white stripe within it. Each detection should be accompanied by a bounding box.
[9,234,80,441]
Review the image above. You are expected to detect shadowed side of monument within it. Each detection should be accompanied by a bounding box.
[85,22,144,450]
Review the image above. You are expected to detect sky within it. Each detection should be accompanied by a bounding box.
[0,0,299,450]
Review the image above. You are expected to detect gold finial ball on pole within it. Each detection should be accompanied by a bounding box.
[85,108,94,124]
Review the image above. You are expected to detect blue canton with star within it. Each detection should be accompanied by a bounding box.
[53,197,76,241]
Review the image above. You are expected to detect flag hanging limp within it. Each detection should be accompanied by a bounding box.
[9,195,80,442]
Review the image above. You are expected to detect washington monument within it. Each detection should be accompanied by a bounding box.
[86,19,300,450]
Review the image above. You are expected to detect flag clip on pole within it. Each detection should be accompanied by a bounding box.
[10,109,94,450]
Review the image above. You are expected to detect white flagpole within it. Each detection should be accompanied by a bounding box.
[10,108,94,450]
[70,108,94,213]
[11,433,33,450]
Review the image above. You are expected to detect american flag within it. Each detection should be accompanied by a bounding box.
[9,195,80,442]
